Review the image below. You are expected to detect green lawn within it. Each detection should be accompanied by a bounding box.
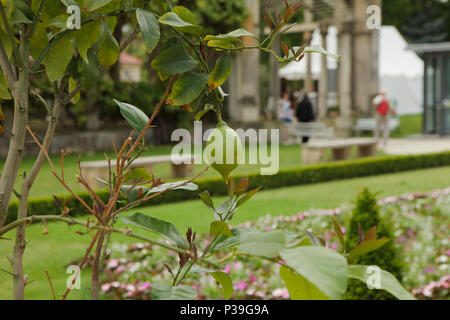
[391,114,423,138]
[1,144,383,198]
[0,165,449,300]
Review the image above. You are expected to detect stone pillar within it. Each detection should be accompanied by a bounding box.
[335,0,354,137]
[228,0,260,124]
[303,0,314,93]
[353,0,380,117]
[318,24,329,120]
[269,36,281,120]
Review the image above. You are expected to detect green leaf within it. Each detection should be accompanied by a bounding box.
[227,28,257,39]
[195,104,215,121]
[280,266,330,300]
[199,191,215,211]
[48,14,69,29]
[68,78,80,104]
[0,72,10,99]
[347,239,389,262]
[158,11,203,35]
[136,9,160,54]
[210,227,258,252]
[146,181,198,194]
[0,28,12,59]
[124,168,153,183]
[151,284,197,300]
[280,246,348,300]
[209,55,231,89]
[206,39,235,49]
[172,6,197,25]
[348,265,416,300]
[80,52,100,87]
[113,99,149,133]
[43,34,74,82]
[11,9,32,24]
[211,272,234,300]
[168,72,208,106]
[75,20,101,63]
[83,0,113,11]
[236,187,261,207]
[237,230,286,257]
[210,221,232,237]
[121,212,187,249]
[303,45,341,60]
[331,216,345,252]
[97,21,119,67]
[150,45,198,81]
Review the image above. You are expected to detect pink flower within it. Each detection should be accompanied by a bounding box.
[234,281,248,291]
[424,267,435,274]
[330,243,340,250]
[446,250,450,257]
[340,227,346,234]
[107,259,119,269]
[101,283,111,292]
[137,282,151,292]
[249,273,257,282]
[223,266,232,274]
[297,213,305,220]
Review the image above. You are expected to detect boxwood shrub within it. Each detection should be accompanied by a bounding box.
[5,151,450,224]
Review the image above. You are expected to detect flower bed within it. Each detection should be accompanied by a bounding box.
[101,188,450,300]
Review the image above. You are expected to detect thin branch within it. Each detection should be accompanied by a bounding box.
[111,165,211,220]
[27,0,46,41]
[0,215,221,269]
[44,269,56,300]
[0,2,20,68]
[125,75,178,158]
[26,126,95,216]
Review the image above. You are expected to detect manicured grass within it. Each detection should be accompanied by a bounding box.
[0,166,449,300]
[391,114,423,138]
[1,144,383,198]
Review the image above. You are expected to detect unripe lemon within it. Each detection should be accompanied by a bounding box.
[205,121,244,179]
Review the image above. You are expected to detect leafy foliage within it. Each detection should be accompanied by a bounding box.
[343,189,405,300]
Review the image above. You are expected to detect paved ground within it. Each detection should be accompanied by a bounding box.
[381,137,450,155]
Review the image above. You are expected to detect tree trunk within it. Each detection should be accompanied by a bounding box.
[0,72,28,228]
[12,82,65,300]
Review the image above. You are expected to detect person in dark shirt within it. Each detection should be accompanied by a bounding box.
[296,93,316,143]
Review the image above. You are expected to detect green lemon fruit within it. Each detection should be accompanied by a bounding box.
[205,121,244,179]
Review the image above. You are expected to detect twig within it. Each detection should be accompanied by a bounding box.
[0,215,221,270]
[26,126,96,216]
[44,269,57,300]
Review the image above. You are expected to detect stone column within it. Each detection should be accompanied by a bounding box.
[303,0,314,93]
[353,0,380,116]
[318,24,329,120]
[335,0,354,137]
[269,36,281,120]
[228,0,260,124]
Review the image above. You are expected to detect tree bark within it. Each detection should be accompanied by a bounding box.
[12,81,65,299]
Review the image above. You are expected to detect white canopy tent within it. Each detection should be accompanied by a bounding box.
[279,26,424,115]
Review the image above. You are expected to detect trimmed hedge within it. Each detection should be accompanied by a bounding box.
[6,151,450,224]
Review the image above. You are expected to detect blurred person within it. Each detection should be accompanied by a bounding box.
[373,91,393,146]
[296,93,316,143]
[279,92,295,144]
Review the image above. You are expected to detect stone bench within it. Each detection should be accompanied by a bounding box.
[287,122,335,140]
[302,138,378,164]
[80,155,194,189]
[354,118,400,136]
